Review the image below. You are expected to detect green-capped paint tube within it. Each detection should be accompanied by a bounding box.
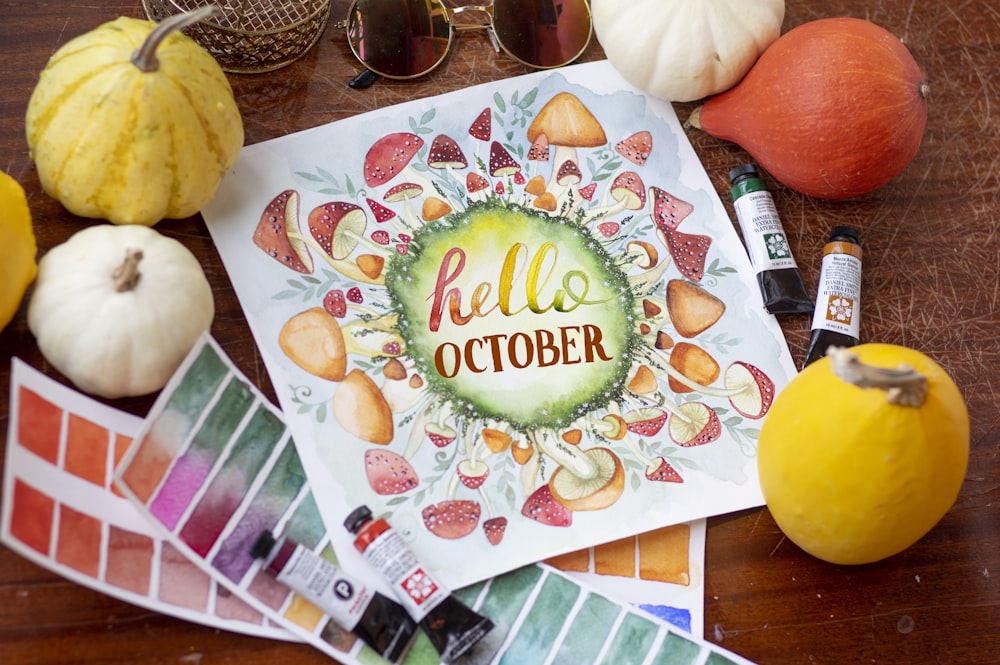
[728,164,814,315]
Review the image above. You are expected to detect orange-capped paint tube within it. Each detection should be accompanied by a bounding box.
[344,505,496,665]
[803,226,863,367]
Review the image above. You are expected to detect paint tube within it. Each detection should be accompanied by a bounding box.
[803,226,863,368]
[344,505,495,665]
[250,530,417,663]
[728,164,814,315]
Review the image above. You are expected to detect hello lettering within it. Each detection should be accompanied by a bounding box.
[427,242,615,376]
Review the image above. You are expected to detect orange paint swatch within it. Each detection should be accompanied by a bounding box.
[639,523,690,585]
[56,504,102,577]
[545,547,590,572]
[119,433,176,504]
[17,387,62,464]
[65,413,110,488]
[595,536,637,577]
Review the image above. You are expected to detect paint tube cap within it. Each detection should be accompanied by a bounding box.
[344,505,373,534]
[250,529,277,559]
[728,163,759,185]
[829,226,860,244]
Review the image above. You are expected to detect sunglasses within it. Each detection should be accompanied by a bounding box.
[338,0,593,80]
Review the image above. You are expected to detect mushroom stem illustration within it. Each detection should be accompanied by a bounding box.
[529,429,599,480]
[618,431,678,481]
[582,172,647,224]
[526,92,607,191]
[285,229,386,284]
[648,347,775,419]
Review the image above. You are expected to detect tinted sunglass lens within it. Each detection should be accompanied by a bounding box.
[347,0,452,78]
[492,0,592,68]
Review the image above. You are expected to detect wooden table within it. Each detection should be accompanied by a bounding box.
[2,1,998,663]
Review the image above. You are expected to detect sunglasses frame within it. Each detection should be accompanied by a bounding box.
[337,0,593,80]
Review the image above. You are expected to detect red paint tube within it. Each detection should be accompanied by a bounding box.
[251,530,417,662]
[344,505,495,665]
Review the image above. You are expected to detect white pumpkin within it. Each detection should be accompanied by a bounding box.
[591,0,785,102]
[28,224,215,399]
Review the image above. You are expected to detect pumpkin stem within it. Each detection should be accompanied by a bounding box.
[686,107,704,131]
[113,249,144,292]
[131,6,220,73]
[828,347,928,408]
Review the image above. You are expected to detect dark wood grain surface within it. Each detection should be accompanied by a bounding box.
[2,1,998,663]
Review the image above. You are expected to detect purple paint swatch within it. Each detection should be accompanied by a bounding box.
[150,378,255,530]
[179,406,284,557]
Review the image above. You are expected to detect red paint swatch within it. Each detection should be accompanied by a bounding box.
[56,504,102,577]
[65,413,110,488]
[10,479,55,555]
[17,387,62,464]
[215,586,266,625]
[106,526,154,595]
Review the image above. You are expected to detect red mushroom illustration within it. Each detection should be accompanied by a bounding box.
[615,130,652,167]
[584,171,647,223]
[384,182,424,231]
[526,132,549,178]
[648,186,695,231]
[466,172,490,202]
[253,189,313,274]
[364,448,419,495]
[488,141,521,194]
[426,134,468,185]
[657,225,712,282]
[363,132,425,188]
[422,498,481,539]
[521,483,572,527]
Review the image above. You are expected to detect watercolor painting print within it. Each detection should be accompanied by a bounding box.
[0,359,297,641]
[202,60,798,589]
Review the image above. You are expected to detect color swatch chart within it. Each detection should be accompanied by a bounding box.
[0,359,295,641]
[113,338,369,662]
[112,335,757,665]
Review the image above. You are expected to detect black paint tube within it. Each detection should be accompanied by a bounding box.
[344,505,496,665]
[729,164,814,315]
[251,530,417,663]
[803,226,863,368]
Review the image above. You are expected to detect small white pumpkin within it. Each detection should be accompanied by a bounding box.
[28,224,215,399]
[591,0,785,102]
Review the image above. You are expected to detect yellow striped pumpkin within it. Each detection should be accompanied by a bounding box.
[25,9,243,226]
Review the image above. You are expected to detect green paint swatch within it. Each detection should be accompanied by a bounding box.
[598,612,660,665]
[652,632,703,664]
[551,592,621,665]
[499,572,580,665]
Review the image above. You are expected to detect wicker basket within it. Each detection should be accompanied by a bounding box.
[141,0,332,73]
